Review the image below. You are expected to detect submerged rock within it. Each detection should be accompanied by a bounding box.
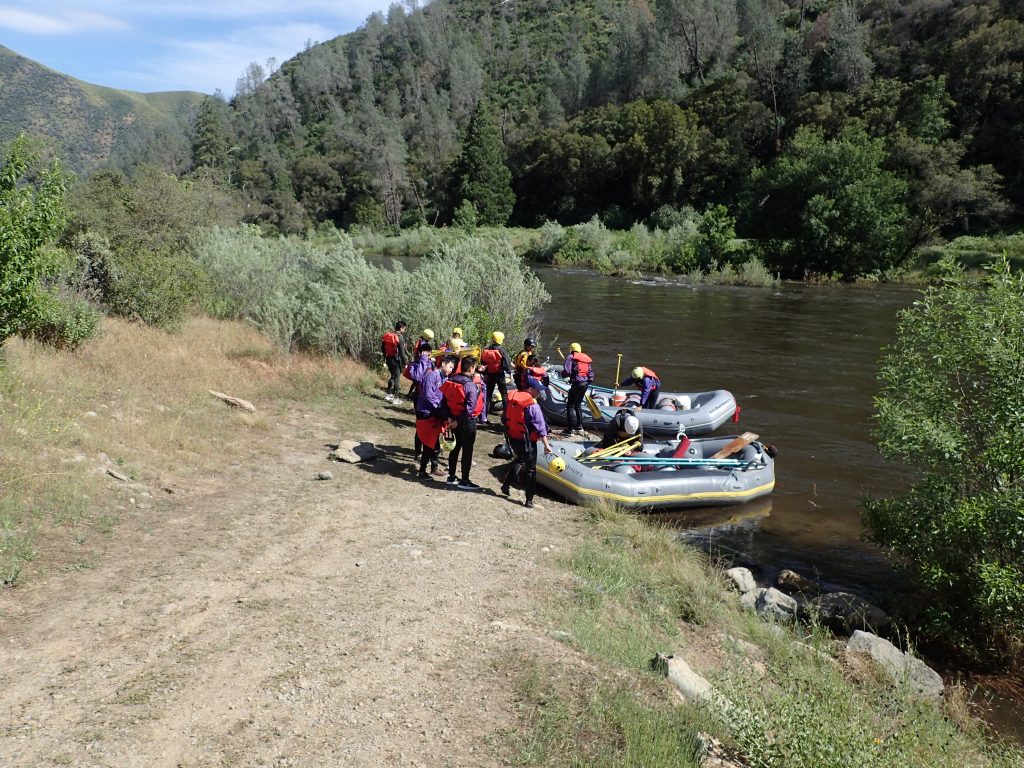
[776,569,820,595]
[803,592,889,635]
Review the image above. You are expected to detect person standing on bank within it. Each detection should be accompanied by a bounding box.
[501,373,553,509]
[381,320,408,403]
[480,331,513,423]
[618,366,661,409]
[415,354,457,478]
[440,355,484,490]
[561,342,594,436]
[513,337,537,389]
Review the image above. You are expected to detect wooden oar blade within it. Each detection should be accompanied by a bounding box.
[711,432,758,460]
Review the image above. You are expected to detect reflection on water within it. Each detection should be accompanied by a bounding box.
[537,268,919,595]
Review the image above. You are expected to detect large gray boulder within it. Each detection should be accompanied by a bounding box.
[725,567,756,594]
[330,440,377,463]
[846,630,944,700]
[804,592,890,635]
[755,587,798,621]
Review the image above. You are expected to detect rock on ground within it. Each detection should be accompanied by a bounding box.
[846,630,944,699]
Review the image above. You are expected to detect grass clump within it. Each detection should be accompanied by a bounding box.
[515,502,1023,768]
[507,664,703,768]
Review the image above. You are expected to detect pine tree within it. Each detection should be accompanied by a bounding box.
[451,102,515,227]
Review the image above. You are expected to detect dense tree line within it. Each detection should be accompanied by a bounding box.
[187,0,1021,278]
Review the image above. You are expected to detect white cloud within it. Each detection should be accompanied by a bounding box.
[0,7,127,34]
[138,21,335,94]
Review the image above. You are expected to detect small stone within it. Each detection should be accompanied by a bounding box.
[316,471,333,481]
[355,560,367,568]
[84,411,98,419]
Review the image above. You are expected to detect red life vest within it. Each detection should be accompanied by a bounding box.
[471,373,485,418]
[506,390,539,441]
[571,352,592,380]
[639,366,659,382]
[382,331,400,357]
[441,377,468,417]
[480,347,503,374]
[528,365,547,379]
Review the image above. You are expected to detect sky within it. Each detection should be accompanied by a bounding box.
[0,0,395,95]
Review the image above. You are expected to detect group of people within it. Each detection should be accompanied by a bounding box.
[379,321,664,507]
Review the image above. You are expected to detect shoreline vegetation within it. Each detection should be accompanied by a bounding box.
[1,318,1021,764]
[350,222,1024,287]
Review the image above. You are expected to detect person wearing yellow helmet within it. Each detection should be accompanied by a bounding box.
[480,331,512,424]
[500,371,553,509]
[414,328,435,357]
[447,326,467,352]
[618,366,661,409]
[560,341,594,436]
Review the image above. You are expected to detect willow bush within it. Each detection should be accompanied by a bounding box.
[196,226,549,360]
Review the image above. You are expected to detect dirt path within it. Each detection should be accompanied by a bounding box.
[1,402,584,767]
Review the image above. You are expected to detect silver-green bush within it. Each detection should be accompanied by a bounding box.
[197,226,549,360]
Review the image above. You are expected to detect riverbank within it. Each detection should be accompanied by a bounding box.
[1,318,1020,765]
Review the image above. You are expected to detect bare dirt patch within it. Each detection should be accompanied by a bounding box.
[1,398,586,767]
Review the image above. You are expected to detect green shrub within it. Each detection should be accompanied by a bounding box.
[196,226,549,360]
[24,289,100,349]
[452,199,478,232]
[864,256,1024,665]
[0,134,68,343]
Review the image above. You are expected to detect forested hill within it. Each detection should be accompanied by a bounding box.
[0,44,204,174]
[197,0,1023,248]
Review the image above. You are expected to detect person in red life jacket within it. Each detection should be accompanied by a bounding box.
[560,341,594,436]
[381,320,408,403]
[415,354,457,478]
[407,346,436,460]
[618,366,661,409]
[480,331,513,423]
[413,328,435,357]
[500,373,553,509]
[513,337,537,389]
[526,358,550,398]
[440,356,484,490]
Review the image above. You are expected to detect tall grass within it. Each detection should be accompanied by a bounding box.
[196,226,550,360]
[516,503,1023,768]
[0,316,373,584]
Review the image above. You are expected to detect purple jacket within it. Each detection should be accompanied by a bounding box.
[563,352,595,384]
[407,352,433,385]
[416,368,445,418]
[523,401,548,440]
[619,374,660,407]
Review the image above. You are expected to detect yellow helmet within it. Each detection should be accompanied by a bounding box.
[422,328,435,340]
[491,389,503,403]
[439,430,456,452]
[632,366,644,379]
[452,327,463,337]
[491,331,505,344]
[549,456,567,473]
[569,342,582,353]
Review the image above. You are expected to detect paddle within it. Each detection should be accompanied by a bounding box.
[615,353,622,391]
[711,432,759,459]
[588,456,755,468]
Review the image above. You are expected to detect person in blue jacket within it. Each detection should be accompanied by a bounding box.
[618,366,661,409]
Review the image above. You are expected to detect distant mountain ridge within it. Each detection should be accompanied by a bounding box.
[0,44,205,174]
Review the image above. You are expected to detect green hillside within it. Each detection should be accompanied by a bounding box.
[0,44,205,174]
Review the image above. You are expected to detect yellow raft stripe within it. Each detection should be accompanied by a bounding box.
[537,466,775,504]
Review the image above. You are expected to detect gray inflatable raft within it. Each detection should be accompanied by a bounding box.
[536,435,775,510]
[542,377,737,436]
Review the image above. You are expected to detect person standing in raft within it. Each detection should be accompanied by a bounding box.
[618,366,661,409]
[480,331,513,423]
[440,356,484,490]
[415,354,457,478]
[381,320,408,404]
[513,337,537,389]
[501,372,553,509]
[561,342,594,436]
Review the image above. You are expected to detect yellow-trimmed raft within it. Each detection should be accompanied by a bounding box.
[536,435,775,510]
